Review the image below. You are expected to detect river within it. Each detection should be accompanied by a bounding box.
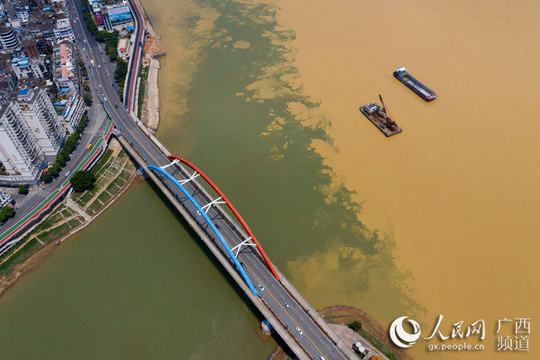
[0,0,538,359]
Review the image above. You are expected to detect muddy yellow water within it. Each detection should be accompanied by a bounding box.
[0,0,537,359]
[276,0,540,358]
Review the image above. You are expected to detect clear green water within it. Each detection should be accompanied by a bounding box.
[0,0,418,358]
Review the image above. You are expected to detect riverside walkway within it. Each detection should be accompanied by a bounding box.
[0,122,114,256]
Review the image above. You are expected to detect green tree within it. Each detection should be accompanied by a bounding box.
[83,91,92,106]
[107,45,117,61]
[0,206,14,222]
[18,184,29,195]
[41,172,52,183]
[348,321,362,332]
[58,150,70,161]
[56,154,67,167]
[81,65,88,78]
[70,170,95,192]
[48,163,61,177]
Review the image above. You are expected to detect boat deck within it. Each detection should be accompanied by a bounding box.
[393,68,437,101]
[360,106,402,137]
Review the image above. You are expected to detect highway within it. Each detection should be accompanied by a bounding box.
[69,1,352,359]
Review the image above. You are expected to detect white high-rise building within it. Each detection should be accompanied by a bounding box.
[0,101,45,183]
[17,88,66,160]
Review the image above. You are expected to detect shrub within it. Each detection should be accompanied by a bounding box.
[48,163,61,177]
[70,170,95,192]
[56,155,66,167]
[41,172,52,183]
[348,321,363,332]
[18,184,29,195]
[0,206,14,222]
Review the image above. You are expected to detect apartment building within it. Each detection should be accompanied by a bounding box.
[17,88,65,160]
[0,27,20,50]
[53,42,77,93]
[0,101,45,183]
[11,56,47,80]
[55,16,75,43]
[60,93,85,134]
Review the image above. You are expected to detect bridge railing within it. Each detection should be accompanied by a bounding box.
[178,165,247,238]
[166,156,281,280]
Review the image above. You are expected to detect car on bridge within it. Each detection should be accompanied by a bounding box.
[258,284,264,292]
[296,327,303,335]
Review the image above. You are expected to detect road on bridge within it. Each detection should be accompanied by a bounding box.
[69,1,352,358]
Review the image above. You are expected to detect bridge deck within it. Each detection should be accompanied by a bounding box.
[64,0,357,358]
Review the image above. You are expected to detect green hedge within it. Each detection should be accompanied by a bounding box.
[40,115,89,183]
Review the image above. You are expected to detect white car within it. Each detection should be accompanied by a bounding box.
[284,303,290,308]
[98,65,101,68]
[65,171,71,177]
[258,284,264,292]
[296,327,303,335]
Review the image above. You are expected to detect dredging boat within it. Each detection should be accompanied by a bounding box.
[359,95,402,137]
[393,67,437,101]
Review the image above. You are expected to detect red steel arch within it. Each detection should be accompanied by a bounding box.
[167,155,280,280]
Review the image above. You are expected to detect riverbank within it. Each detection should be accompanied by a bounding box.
[0,4,165,298]
[0,139,139,298]
[268,305,412,360]
[139,58,161,132]
[134,0,164,133]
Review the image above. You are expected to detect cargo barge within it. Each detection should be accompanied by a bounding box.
[359,95,402,137]
[393,67,437,101]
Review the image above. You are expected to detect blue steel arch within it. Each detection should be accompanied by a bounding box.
[147,165,259,297]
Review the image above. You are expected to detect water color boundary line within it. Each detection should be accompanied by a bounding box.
[0,122,115,256]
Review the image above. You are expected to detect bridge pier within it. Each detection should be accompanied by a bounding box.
[137,166,148,179]
[261,319,275,336]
